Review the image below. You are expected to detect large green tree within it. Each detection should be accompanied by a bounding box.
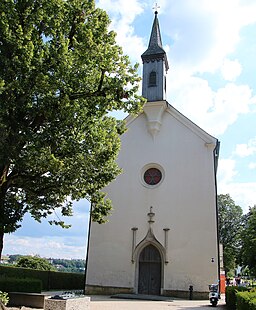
[240,205,256,277]
[217,194,243,274]
[0,0,144,258]
[16,255,56,271]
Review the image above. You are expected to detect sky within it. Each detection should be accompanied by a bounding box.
[3,0,256,259]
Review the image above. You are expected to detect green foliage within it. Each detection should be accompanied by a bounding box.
[0,291,9,305]
[0,265,48,288]
[4,255,85,273]
[0,0,145,256]
[8,254,22,264]
[240,206,256,277]
[51,258,85,273]
[16,256,56,271]
[237,290,256,310]
[218,194,243,274]
[48,271,84,290]
[0,265,84,290]
[0,277,42,293]
[227,270,235,278]
[226,286,250,310]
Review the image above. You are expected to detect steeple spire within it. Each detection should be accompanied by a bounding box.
[146,12,164,56]
[141,11,169,102]
[141,11,167,66]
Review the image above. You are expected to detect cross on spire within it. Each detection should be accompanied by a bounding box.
[153,2,160,14]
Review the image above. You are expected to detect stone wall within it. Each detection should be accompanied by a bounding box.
[44,297,90,310]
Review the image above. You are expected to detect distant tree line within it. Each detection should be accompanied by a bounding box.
[50,258,85,273]
[4,255,85,273]
[218,194,256,278]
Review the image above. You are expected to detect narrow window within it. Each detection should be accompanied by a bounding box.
[148,71,156,87]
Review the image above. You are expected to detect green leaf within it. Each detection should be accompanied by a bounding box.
[0,0,144,257]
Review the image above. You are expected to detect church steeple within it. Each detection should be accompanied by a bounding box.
[141,11,169,102]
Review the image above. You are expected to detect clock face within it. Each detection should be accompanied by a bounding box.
[144,168,162,185]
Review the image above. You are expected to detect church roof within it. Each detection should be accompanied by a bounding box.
[141,12,169,69]
[142,12,164,55]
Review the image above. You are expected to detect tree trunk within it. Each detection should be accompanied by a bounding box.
[0,228,4,260]
[0,300,7,310]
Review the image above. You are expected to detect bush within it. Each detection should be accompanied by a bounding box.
[0,265,48,289]
[237,291,256,310]
[0,291,9,305]
[0,265,84,291]
[226,286,250,310]
[0,277,42,293]
[48,271,84,290]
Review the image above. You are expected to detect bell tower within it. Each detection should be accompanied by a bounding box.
[141,10,169,102]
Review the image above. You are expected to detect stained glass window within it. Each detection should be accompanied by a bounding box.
[144,168,162,185]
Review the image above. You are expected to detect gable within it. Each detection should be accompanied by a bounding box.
[125,100,217,147]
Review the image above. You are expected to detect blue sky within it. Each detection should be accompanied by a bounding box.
[3,0,256,259]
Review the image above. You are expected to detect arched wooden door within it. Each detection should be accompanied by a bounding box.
[138,244,161,295]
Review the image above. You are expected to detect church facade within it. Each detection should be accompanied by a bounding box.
[85,12,220,299]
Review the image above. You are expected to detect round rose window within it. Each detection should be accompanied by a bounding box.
[144,168,162,185]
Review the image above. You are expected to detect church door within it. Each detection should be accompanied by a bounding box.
[138,244,161,295]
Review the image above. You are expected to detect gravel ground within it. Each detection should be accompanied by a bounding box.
[89,295,226,310]
[6,295,226,310]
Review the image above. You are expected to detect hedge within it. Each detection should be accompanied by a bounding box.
[0,277,42,293]
[226,286,250,310]
[0,266,84,291]
[237,291,256,310]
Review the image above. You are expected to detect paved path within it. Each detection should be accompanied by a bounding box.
[89,295,226,310]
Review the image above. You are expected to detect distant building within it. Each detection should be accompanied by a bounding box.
[0,255,9,264]
[85,11,220,298]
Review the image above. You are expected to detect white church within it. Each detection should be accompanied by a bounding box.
[85,11,220,299]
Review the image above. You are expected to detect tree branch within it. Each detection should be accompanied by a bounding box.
[69,69,107,100]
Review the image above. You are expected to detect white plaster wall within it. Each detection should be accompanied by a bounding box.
[86,104,218,292]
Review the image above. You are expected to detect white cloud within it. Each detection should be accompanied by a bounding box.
[158,1,256,137]
[97,0,144,18]
[235,138,256,157]
[169,78,254,136]
[163,0,256,73]
[206,83,253,135]
[217,158,256,213]
[249,162,256,170]
[217,158,238,184]
[218,182,256,213]
[221,58,242,81]
[3,235,87,259]
[96,0,146,62]
[2,200,90,258]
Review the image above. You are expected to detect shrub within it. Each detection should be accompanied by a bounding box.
[0,265,84,291]
[0,277,42,293]
[48,271,84,290]
[226,286,250,310]
[0,265,48,289]
[237,291,256,310]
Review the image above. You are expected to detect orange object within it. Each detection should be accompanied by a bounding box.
[220,274,226,293]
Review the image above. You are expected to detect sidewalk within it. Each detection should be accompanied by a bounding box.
[89,295,226,310]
